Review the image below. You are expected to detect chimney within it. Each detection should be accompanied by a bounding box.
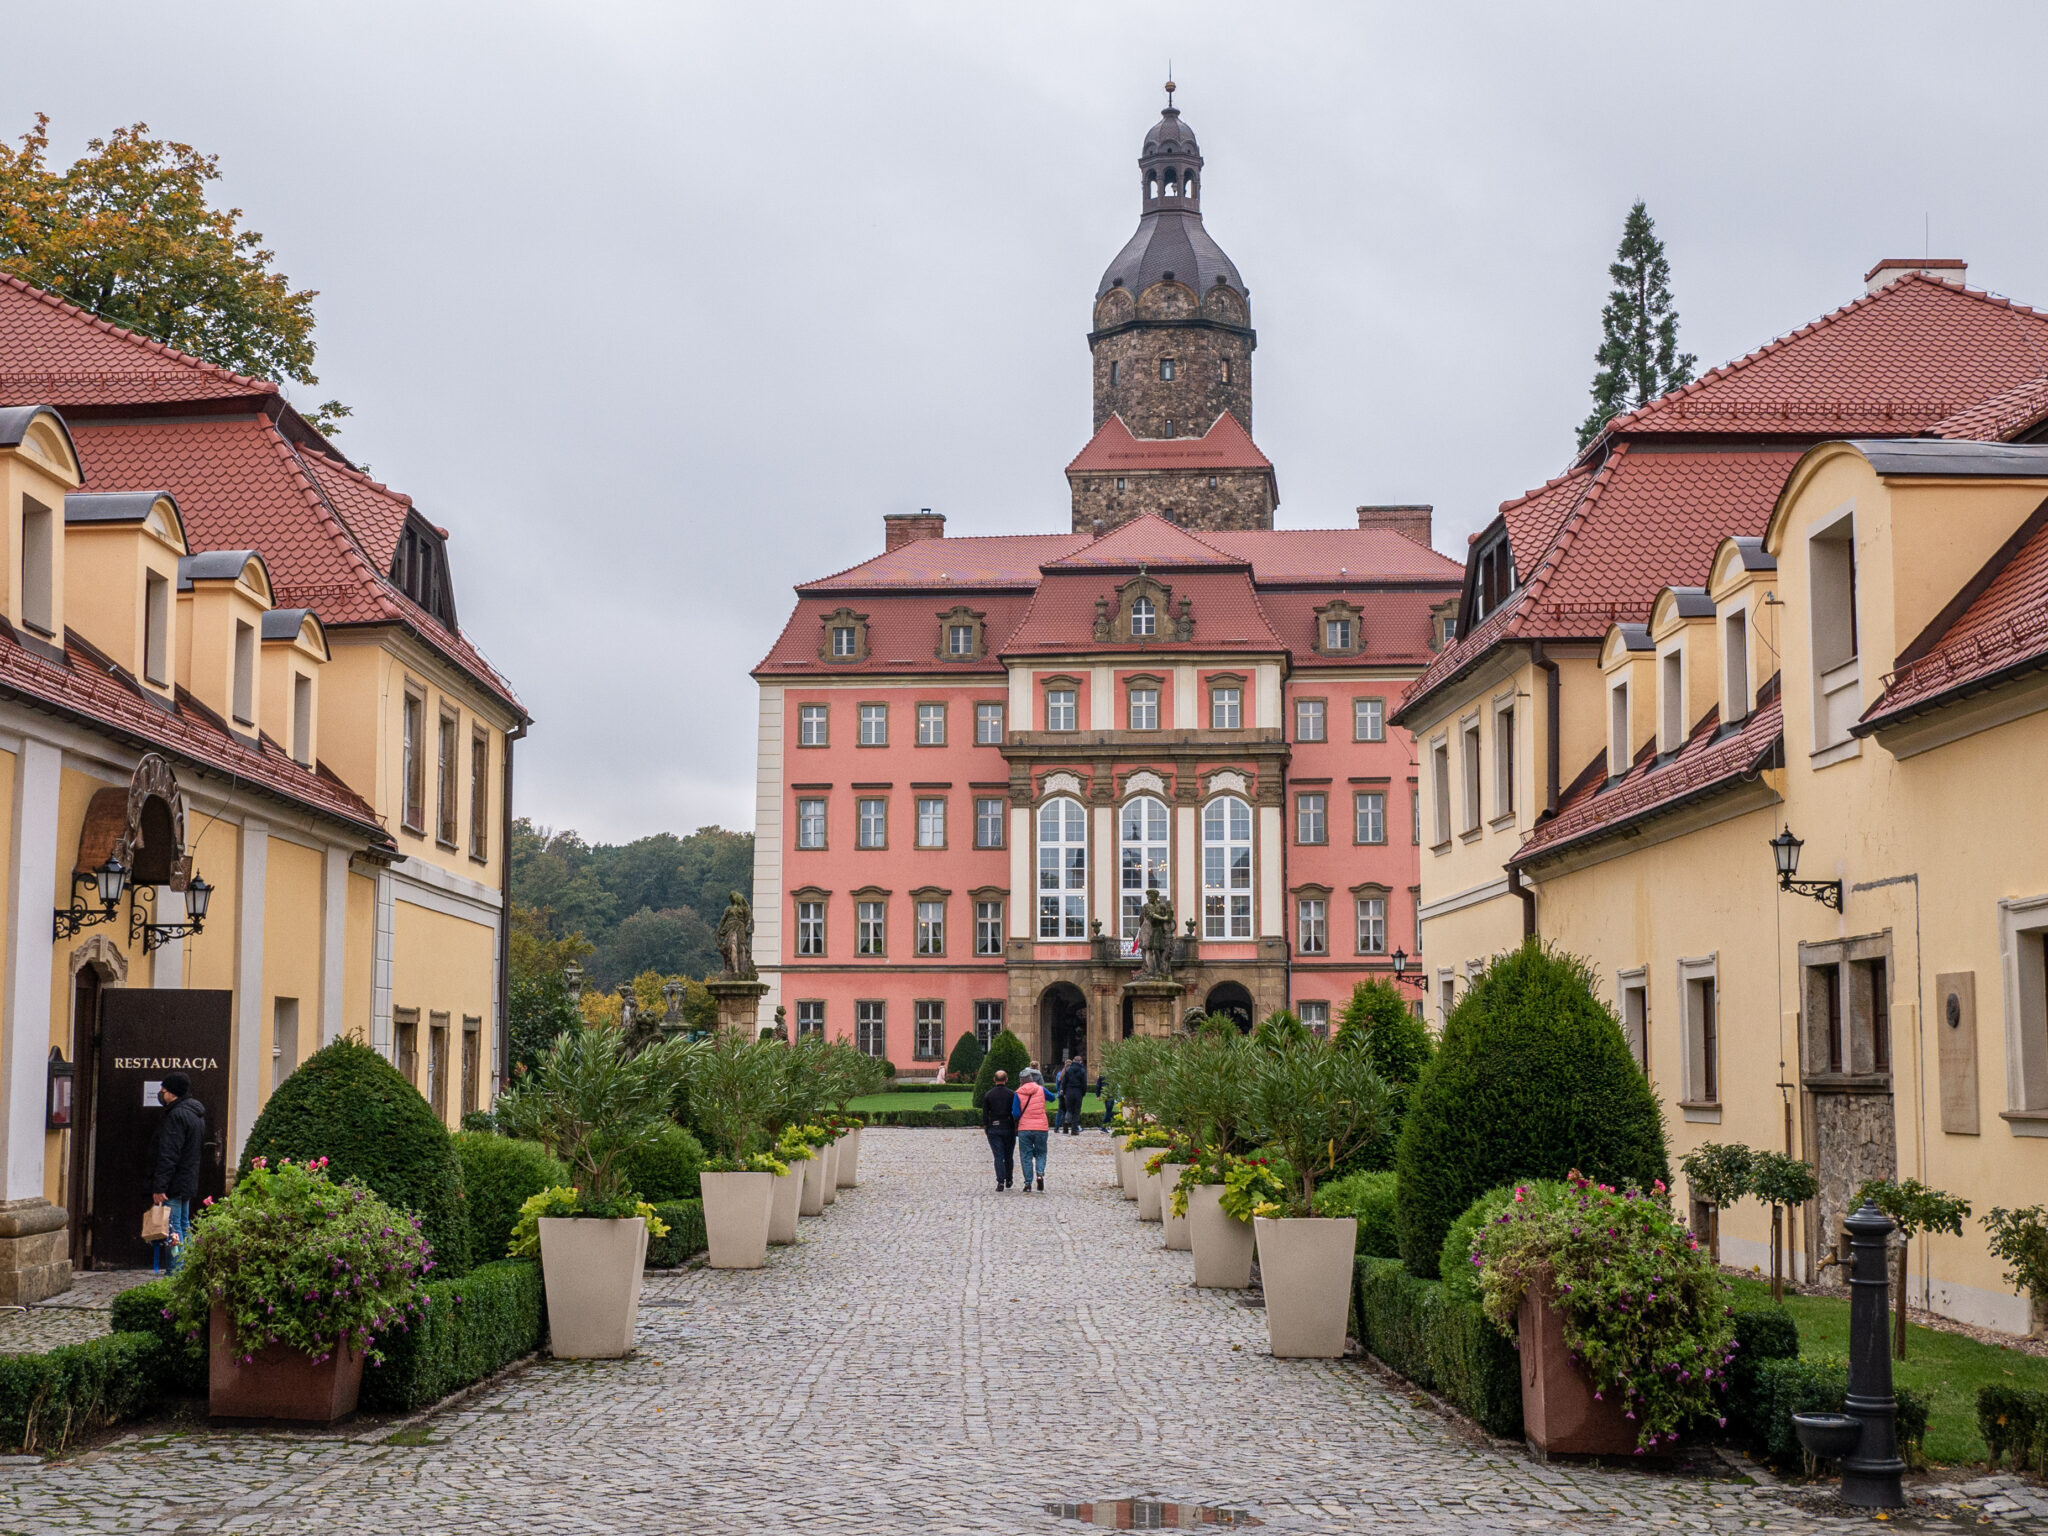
[884,509,946,552]
[1357,504,1433,547]
[1864,257,1966,295]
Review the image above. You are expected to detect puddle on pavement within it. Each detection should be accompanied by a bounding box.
[1044,1500,1261,1528]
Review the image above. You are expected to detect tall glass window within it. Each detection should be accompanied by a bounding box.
[858,798,886,848]
[1131,597,1156,636]
[916,900,945,955]
[1119,796,1170,950]
[796,900,824,956]
[1356,896,1387,954]
[916,797,946,848]
[1354,791,1385,845]
[914,1001,945,1059]
[1355,698,1384,741]
[797,798,826,849]
[974,999,1003,1048]
[917,703,946,745]
[799,704,827,745]
[975,900,1003,955]
[1202,796,1253,939]
[1210,686,1241,729]
[859,703,887,745]
[855,1001,885,1056]
[1046,688,1077,731]
[975,702,1005,744]
[1128,687,1159,730]
[1296,793,1327,845]
[857,901,885,955]
[1036,797,1088,939]
[1297,898,1327,955]
[795,1000,824,1041]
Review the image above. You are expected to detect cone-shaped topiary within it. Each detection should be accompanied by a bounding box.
[1394,941,1668,1278]
[241,1038,473,1276]
[945,1029,985,1084]
[973,1028,1031,1111]
[1335,979,1434,1172]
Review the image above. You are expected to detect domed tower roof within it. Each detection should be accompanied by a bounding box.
[1096,84,1246,303]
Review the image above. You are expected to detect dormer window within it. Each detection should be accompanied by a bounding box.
[934,604,985,662]
[392,519,457,629]
[1723,609,1750,724]
[833,627,856,656]
[232,619,255,726]
[818,606,870,664]
[1326,619,1351,650]
[292,672,313,766]
[1609,680,1631,779]
[1660,647,1683,753]
[1313,599,1364,657]
[948,625,973,656]
[1469,532,1515,623]
[143,571,169,685]
[1131,597,1156,637]
[20,495,53,636]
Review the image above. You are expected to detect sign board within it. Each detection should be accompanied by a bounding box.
[93,989,231,1268]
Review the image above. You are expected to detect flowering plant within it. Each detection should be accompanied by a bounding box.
[703,1151,789,1176]
[1218,1155,1290,1223]
[1167,1146,1233,1218]
[1142,1133,1197,1179]
[1123,1128,1171,1152]
[775,1129,818,1163]
[1472,1170,1735,1451]
[164,1157,430,1368]
[507,1186,668,1259]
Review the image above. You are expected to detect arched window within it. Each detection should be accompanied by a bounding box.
[1037,797,1088,939]
[1130,596,1156,637]
[1202,795,1253,940]
[1119,796,1170,951]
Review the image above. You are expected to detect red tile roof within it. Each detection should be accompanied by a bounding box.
[0,274,271,410]
[1928,375,2048,442]
[1064,412,1272,474]
[800,533,1092,593]
[1006,568,1286,655]
[755,592,1038,676]
[1042,514,1243,569]
[1199,527,1463,584]
[1261,588,1449,669]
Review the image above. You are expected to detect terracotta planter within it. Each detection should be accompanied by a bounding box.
[1254,1216,1356,1358]
[1517,1275,1637,1455]
[1160,1165,1191,1250]
[1188,1183,1254,1288]
[1137,1164,1163,1222]
[700,1170,774,1270]
[769,1165,803,1244]
[837,1126,860,1188]
[820,1142,840,1205]
[798,1151,828,1217]
[207,1306,364,1421]
[538,1215,648,1359]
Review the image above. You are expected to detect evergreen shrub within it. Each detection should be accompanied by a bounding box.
[1350,1256,1522,1438]
[1745,1357,1927,1462]
[617,1124,706,1203]
[1394,942,1668,1277]
[1437,1184,1532,1306]
[1312,1170,1400,1257]
[0,1331,166,1454]
[972,1028,1030,1110]
[1724,1305,1800,1441]
[1978,1384,2048,1472]
[945,1030,984,1083]
[110,1278,203,1395]
[455,1133,568,1263]
[645,1200,708,1268]
[240,1038,473,1277]
[1334,980,1433,1172]
[359,1259,545,1413]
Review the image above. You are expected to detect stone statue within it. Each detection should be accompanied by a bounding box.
[1136,890,1176,980]
[773,1004,790,1043]
[716,890,756,979]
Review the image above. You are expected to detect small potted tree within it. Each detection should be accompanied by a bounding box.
[498,1027,696,1355]
[1175,1022,1258,1287]
[1152,1135,1195,1252]
[770,1130,814,1243]
[1244,1034,1391,1356]
[684,1030,786,1268]
[168,1157,430,1421]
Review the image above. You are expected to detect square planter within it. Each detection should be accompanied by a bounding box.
[1114,1144,1133,1197]
[538,1215,648,1359]
[1187,1182,1254,1289]
[798,1151,829,1217]
[770,1165,803,1244]
[701,1170,774,1270]
[1517,1274,1638,1455]
[207,1306,365,1422]
[836,1127,860,1188]
[1137,1164,1164,1222]
[1160,1165,1191,1250]
[1254,1216,1356,1358]
[820,1142,840,1206]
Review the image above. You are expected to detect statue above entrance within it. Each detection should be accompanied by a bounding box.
[1136,890,1176,980]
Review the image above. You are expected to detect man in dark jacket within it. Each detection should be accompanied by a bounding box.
[149,1073,206,1268]
[1056,1056,1087,1134]
[979,1069,1019,1191]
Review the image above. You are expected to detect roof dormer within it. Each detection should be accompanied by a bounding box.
[177,550,272,737]
[391,514,457,630]
[1708,537,1778,726]
[1599,622,1657,779]
[0,406,84,655]
[64,491,189,702]
[260,608,327,767]
[1648,586,1719,755]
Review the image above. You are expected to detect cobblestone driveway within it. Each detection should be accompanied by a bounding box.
[3,1129,2041,1534]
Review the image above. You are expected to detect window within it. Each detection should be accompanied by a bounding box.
[1356,895,1386,954]
[795,1000,824,1041]
[1131,597,1156,636]
[1296,699,1325,742]
[1300,1001,1329,1038]
[1297,897,1327,955]
[859,703,888,745]
[1818,961,1843,1072]
[1810,512,1860,752]
[1660,649,1684,753]
[19,496,51,635]
[428,1013,450,1120]
[1202,795,1253,939]
[1620,975,1649,1073]
[855,1001,886,1057]
[1608,681,1631,777]
[292,673,314,767]
[1430,738,1451,845]
[1037,797,1088,938]
[948,624,975,657]
[1683,966,1719,1103]
[1116,477,1127,493]
[1221,358,1233,384]
[1046,688,1077,731]
[143,570,169,685]
[798,798,827,849]
[976,899,1003,955]
[1411,782,1421,845]
[975,701,1005,744]
[1296,793,1326,845]
[857,798,887,848]
[799,703,828,746]
[1355,697,1384,742]
[394,1009,419,1086]
[916,797,946,848]
[1160,358,1176,381]
[832,626,857,657]
[796,900,825,956]
[1324,618,1352,651]
[271,997,299,1094]
[975,797,1004,848]
[437,710,459,846]
[914,1001,945,1060]
[1724,610,1750,724]
[1210,685,1241,730]
[1128,686,1159,730]
[1109,360,1120,387]
[462,1018,480,1120]
[1355,791,1385,845]
[1494,700,1516,818]
[1459,719,1481,831]
[232,619,256,725]
[393,523,456,627]
[469,729,489,859]
[1119,796,1170,947]
[917,703,946,745]
[975,999,1003,1049]
[916,900,945,955]
[1471,535,1514,622]
[403,690,426,833]
[857,900,886,955]
[1863,958,1890,1073]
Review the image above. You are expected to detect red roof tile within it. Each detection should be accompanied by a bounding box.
[0,273,274,409]
[754,592,1037,676]
[1042,514,1243,569]
[1928,375,2048,442]
[1006,568,1286,655]
[1064,412,1272,474]
[1261,588,1448,668]
[800,533,1092,592]
[1199,527,1463,584]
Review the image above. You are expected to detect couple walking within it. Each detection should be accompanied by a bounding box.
[979,1057,1088,1191]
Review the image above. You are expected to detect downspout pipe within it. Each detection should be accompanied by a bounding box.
[1531,641,1561,819]
[1508,864,1536,941]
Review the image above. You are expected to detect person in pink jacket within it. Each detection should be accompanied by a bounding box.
[1014,1066,1051,1192]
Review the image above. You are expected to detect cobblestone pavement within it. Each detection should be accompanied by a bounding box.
[1,1268,153,1356]
[3,1129,2043,1534]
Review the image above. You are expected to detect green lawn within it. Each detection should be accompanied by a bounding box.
[1727,1276,2048,1464]
[847,1090,1104,1114]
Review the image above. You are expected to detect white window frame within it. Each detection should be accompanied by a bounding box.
[1355,789,1385,846]
[914,1000,945,1060]
[1608,678,1632,778]
[1659,642,1685,755]
[975,701,1005,744]
[795,1000,824,1041]
[948,623,975,657]
[1202,795,1253,939]
[798,703,828,746]
[1430,735,1451,846]
[1618,966,1649,1074]
[1722,605,1751,725]
[797,797,827,849]
[859,703,888,746]
[974,999,1003,1048]
[1997,893,2048,1124]
[1492,695,1516,820]
[832,626,857,657]
[1808,508,1862,758]
[1128,686,1159,731]
[975,797,1004,849]
[1300,1000,1330,1038]
[1046,688,1077,732]
[857,900,886,956]
[1459,716,1481,832]
[143,569,170,686]
[1355,697,1384,742]
[232,618,256,726]
[1296,699,1326,742]
[1296,897,1327,956]
[857,798,887,849]
[916,796,946,848]
[975,899,1003,956]
[796,900,825,956]
[1037,797,1088,939]
[916,899,945,956]
[1678,954,1720,1110]
[1296,792,1326,845]
[19,496,52,636]
[1210,685,1241,730]
[1325,618,1352,651]
[855,1000,886,1057]
[1131,596,1156,637]
[1356,895,1386,955]
[917,702,946,745]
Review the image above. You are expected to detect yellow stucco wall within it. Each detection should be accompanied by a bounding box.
[344,869,376,1043]
[390,899,494,1128]
[259,837,325,1109]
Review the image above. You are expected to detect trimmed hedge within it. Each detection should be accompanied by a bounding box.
[1978,1384,2048,1472]
[865,1107,1103,1128]
[944,1030,984,1084]
[109,1277,203,1396]
[1351,1256,1523,1438]
[879,1083,974,1096]
[646,1199,708,1268]
[1312,1170,1400,1257]
[0,1330,166,1453]
[359,1259,545,1413]
[1743,1356,1929,1462]
[455,1133,568,1264]
[1723,1304,1800,1442]
[618,1124,706,1204]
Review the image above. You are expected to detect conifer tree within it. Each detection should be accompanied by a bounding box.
[1576,201,1697,448]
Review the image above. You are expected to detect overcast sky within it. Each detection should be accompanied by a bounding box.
[12,2,2048,841]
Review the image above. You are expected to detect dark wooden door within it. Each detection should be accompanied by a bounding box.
[93,990,231,1269]
[66,969,100,1269]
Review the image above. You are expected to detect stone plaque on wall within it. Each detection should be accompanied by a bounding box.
[1935,971,1979,1135]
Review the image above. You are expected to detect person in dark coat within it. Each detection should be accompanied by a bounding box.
[148,1073,206,1268]
[1056,1056,1087,1134]
[979,1069,1020,1191]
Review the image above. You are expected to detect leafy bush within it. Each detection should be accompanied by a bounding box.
[240,1037,473,1278]
[1244,1033,1391,1212]
[1978,1383,2048,1472]
[506,1187,666,1259]
[945,1030,984,1084]
[1723,1305,1801,1442]
[1312,1170,1399,1257]
[359,1259,545,1413]
[454,1133,568,1264]
[0,1331,167,1454]
[973,1028,1031,1112]
[498,1028,697,1209]
[646,1199,708,1268]
[1395,942,1668,1278]
[110,1278,203,1396]
[168,1158,432,1368]
[1334,980,1433,1172]
[617,1124,706,1203]
[1985,1206,2048,1319]
[1437,1185,1531,1306]
[1744,1356,1928,1462]
[1351,1257,1523,1438]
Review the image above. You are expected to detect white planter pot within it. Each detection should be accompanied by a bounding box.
[1137,1164,1163,1222]
[700,1170,774,1270]
[798,1151,828,1217]
[769,1165,803,1245]
[837,1126,860,1188]
[1254,1216,1357,1358]
[1160,1165,1191,1250]
[1114,1144,1131,1196]
[1188,1182,1254,1288]
[537,1216,647,1358]
[820,1141,840,1204]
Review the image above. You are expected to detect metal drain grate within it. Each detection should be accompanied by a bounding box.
[1044,1501,1262,1528]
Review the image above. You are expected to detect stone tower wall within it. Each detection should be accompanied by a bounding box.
[1090,324,1253,439]
[1069,468,1273,533]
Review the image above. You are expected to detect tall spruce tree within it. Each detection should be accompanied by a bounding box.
[1576,201,1697,448]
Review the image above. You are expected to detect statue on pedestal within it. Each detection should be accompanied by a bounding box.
[715,890,756,979]
[1136,890,1176,980]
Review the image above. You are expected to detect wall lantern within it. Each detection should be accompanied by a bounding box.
[1770,826,1842,910]
[45,1048,73,1131]
[129,873,214,953]
[1389,947,1427,990]
[54,855,128,940]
